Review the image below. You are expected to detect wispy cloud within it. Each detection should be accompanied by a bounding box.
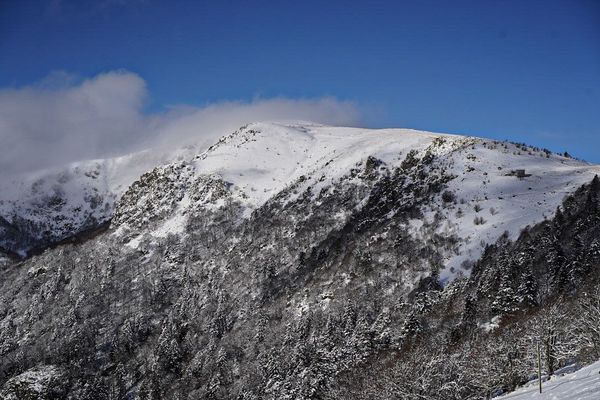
[0,70,361,177]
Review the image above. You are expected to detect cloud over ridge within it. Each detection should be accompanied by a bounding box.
[0,70,361,177]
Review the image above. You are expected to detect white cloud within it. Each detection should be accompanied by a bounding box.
[0,71,361,177]
[0,71,147,174]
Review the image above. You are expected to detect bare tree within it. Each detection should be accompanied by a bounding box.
[575,287,600,360]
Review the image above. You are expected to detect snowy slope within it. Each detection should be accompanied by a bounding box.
[418,137,600,281]
[191,122,442,207]
[499,361,600,399]
[114,121,600,281]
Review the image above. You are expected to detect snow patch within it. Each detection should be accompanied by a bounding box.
[499,359,600,399]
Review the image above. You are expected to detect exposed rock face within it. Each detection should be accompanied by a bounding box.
[0,123,599,399]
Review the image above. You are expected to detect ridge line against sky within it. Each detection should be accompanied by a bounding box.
[0,0,599,165]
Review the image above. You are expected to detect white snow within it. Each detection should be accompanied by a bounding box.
[480,316,502,333]
[190,121,442,208]
[499,360,600,399]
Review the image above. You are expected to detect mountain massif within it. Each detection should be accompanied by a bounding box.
[1,122,599,399]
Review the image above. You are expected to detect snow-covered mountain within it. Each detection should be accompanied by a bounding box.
[2,122,600,399]
[4,122,597,272]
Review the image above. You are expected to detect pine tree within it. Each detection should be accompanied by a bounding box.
[554,206,564,226]
[516,269,538,307]
[401,312,422,337]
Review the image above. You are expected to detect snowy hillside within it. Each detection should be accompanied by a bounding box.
[500,360,600,399]
[112,121,599,281]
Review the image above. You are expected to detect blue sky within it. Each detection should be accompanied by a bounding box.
[1,0,599,162]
